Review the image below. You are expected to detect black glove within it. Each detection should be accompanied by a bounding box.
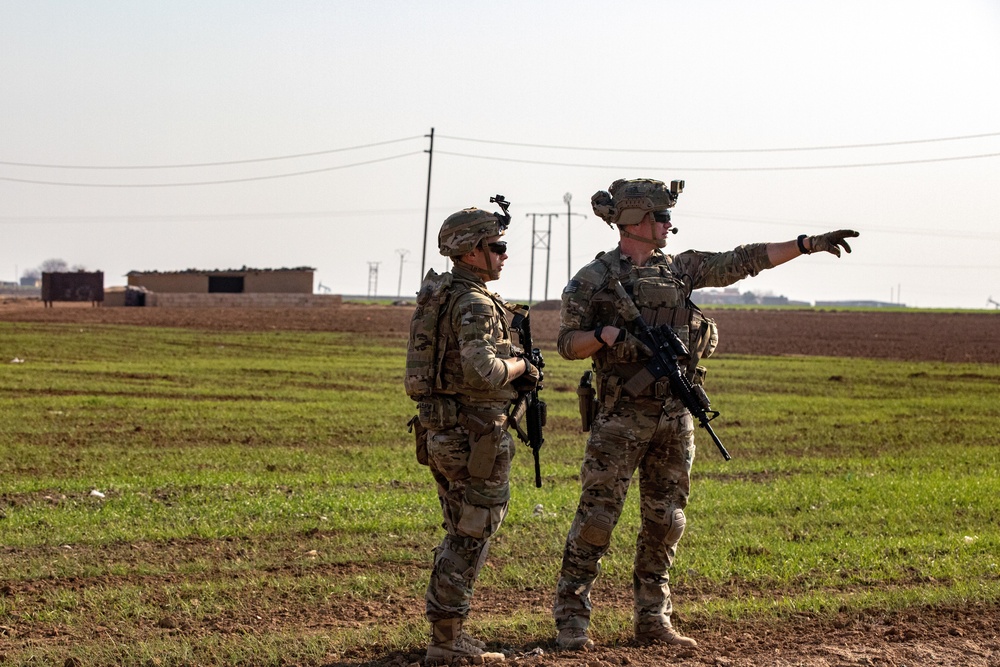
[806,229,859,257]
[512,356,542,391]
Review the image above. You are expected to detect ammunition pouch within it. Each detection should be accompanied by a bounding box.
[417,395,459,431]
[596,374,624,410]
[687,316,719,375]
[577,371,598,432]
[407,415,429,466]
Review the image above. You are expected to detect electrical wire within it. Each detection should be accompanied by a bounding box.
[436,150,1000,171]
[0,136,424,170]
[438,131,1000,153]
[5,206,997,244]
[0,152,423,187]
[680,212,1000,240]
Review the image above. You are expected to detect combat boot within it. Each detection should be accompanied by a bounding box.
[556,627,594,650]
[426,618,505,663]
[634,621,698,647]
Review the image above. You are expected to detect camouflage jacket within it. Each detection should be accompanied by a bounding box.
[438,265,518,406]
[558,244,771,379]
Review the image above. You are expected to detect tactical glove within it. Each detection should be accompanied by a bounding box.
[611,331,654,363]
[806,229,859,257]
[512,356,542,391]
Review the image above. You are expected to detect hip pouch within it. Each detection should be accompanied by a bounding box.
[417,396,459,430]
[406,415,429,466]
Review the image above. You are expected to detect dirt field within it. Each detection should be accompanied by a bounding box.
[4,299,1000,364]
[3,298,999,666]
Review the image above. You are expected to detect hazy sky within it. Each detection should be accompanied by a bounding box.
[3,1,999,308]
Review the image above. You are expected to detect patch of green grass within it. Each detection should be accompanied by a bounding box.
[1,321,999,665]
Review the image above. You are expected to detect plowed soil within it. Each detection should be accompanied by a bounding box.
[4,299,1000,364]
[3,298,999,666]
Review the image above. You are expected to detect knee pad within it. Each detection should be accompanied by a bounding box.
[664,508,686,546]
[579,508,616,547]
[436,534,487,583]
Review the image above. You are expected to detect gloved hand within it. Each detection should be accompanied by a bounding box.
[806,229,859,257]
[512,356,542,391]
[611,331,653,363]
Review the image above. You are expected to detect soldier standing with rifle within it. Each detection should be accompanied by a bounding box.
[405,196,542,664]
[552,178,858,651]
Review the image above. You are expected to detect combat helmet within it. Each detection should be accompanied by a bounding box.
[438,197,511,258]
[591,178,682,227]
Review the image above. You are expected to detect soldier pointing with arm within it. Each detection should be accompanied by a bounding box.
[552,178,858,651]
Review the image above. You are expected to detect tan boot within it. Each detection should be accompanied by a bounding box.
[635,622,697,647]
[427,618,505,663]
[556,627,594,650]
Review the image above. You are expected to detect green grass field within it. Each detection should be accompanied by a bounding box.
[1,321,998,666]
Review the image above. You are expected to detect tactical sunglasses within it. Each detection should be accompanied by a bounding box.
[487,241,508,255]
[652,210,671,224]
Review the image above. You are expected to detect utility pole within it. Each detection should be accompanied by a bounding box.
[525,212,559,301]
[543,213,557,300]
[526,213,549,304]
[563,192,586,282]
[367,262,380,299]
[396,249,409,298]
[420,127,435,281]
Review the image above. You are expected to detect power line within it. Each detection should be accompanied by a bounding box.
[6,205,996,243]
[681,212,1000,240]
[0,201,563,223]
[436,149,1000,171]
[438,131,1000,153]
[0,208,423,223]
[0,151,423,187]
[0,135,424,170]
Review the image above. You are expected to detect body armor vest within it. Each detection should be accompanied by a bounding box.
[591,252,717,385]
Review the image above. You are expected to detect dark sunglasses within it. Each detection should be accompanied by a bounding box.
[487,241,508,255]
[652,211,671,224]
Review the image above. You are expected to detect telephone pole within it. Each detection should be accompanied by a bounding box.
[367,262,380,299]
[563,193,586,282]
[420,127,435,280]
[526,212,559,302]
[396,249,410,298]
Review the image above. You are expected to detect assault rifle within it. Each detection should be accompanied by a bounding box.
[608,279,731,461]
[510,308,546,487]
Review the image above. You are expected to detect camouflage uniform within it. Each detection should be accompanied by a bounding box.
[418,263,519,622]
[554,244,772,635]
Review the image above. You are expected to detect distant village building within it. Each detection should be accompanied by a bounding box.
[815,300,902,308]
[121,267,340,308]
[127,267,315,294]
[693,287,810,307]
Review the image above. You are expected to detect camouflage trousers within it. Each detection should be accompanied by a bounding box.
[425,423,514,622]
[554,396,695,632]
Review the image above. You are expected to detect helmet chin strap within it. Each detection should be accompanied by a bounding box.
[456,241,500,281]
[480,239,502,280]
[620,219,667,249]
